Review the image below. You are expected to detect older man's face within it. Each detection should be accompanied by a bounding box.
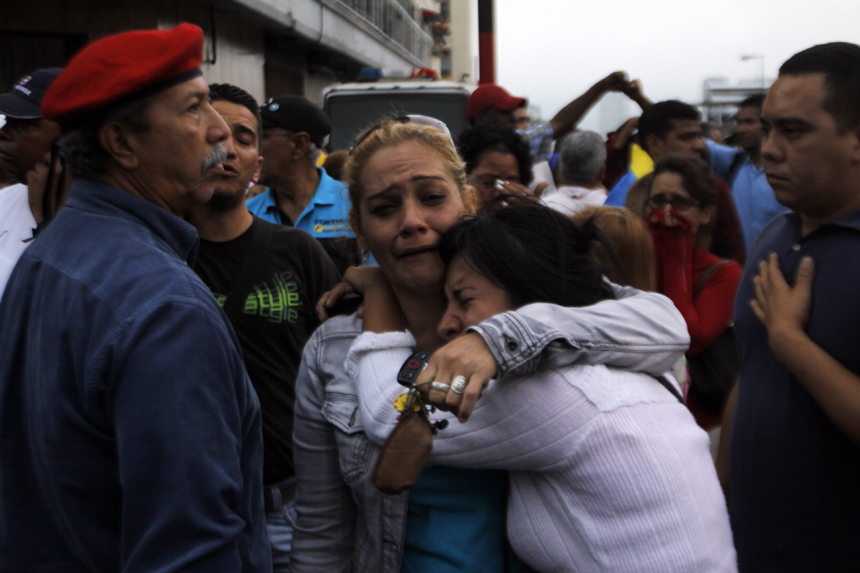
[258,127,295,187]
[134,77,231,215]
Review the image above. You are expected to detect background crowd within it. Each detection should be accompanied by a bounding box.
[0,22,858,573]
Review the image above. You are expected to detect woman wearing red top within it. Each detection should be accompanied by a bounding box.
[644,155,743,427]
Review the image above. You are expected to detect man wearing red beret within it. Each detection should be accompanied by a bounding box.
[0,25,271,572]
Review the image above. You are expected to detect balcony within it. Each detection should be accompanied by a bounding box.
[336,0,432,63]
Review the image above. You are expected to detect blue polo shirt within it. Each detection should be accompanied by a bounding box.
[247,168,350,235]
[247,167,374,271]
[706,140,788,252]
[731,210,860,571]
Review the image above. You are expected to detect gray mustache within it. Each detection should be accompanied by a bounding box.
[201,145,229,174]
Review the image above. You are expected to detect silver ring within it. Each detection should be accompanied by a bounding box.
[451,376,467,394]
[430,381,450,393]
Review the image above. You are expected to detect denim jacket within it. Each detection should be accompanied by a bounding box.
[290,285,690,573]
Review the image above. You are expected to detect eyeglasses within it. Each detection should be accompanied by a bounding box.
[647,193,702,212]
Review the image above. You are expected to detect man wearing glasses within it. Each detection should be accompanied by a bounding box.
[248,96,365,274]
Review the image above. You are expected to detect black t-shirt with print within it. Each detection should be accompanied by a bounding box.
[194,216,340,485]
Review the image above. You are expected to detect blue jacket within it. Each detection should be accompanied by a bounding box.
[0,179,271,572]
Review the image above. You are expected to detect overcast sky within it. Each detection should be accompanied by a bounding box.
[495,0,860,133]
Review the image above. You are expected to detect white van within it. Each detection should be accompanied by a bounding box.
[322,78,473,150]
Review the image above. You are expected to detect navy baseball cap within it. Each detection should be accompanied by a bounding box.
[261,95,332,148]
[0,68,63,120]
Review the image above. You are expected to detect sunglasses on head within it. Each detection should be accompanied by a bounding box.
[351,116,410,155]
[350,115,454,155]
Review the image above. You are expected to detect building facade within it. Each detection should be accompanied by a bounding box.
[1,0,446,106]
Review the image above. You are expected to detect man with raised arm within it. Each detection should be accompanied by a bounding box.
[466,72,640,164]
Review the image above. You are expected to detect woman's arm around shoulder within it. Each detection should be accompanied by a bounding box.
[350,334,596,472]
[468,284,691,378]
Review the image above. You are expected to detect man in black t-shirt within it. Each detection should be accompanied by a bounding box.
[187,83,340,573]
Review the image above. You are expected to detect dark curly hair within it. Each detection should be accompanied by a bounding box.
[457,124,534,187]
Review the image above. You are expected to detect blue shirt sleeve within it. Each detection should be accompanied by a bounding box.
[705,139,739,181]
[604,170,636,207]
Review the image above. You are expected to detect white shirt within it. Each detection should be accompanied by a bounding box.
[347,331,737,573]
[543,184,607,216]
[0,184,36,296]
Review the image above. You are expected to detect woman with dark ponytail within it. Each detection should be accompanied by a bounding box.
[346,198,736,572]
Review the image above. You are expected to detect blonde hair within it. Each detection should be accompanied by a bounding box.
[573,206,656,292]
[344,119,469,230]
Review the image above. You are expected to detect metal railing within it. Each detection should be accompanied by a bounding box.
[336,0,432,63]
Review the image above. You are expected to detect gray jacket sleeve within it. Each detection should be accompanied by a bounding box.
[468,284,690,378]
[290,330,356,573]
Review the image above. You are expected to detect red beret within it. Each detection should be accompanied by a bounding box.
[42,23,204,126]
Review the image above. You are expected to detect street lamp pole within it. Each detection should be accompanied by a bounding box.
[741,54,765,91]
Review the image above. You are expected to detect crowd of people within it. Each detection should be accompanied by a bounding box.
[0,21,858,573]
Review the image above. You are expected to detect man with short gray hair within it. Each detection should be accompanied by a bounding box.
[544,130,608,215]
